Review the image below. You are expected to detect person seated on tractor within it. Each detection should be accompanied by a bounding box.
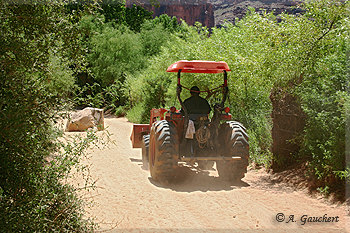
[181,86,211,155]
[182,86,211,116]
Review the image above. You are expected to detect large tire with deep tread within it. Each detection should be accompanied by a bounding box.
[141,135,150,170]
[217,121,249,181]
[149,120,179,183]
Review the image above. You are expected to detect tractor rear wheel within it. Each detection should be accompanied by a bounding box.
[149,120,179,183]
[217,121,249,182]
[141,135,150,170]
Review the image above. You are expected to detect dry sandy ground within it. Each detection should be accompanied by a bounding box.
[72,117,350,232]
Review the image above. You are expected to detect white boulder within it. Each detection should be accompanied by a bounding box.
[66,107,104,132]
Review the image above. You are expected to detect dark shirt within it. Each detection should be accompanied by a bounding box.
[182,95,211,114]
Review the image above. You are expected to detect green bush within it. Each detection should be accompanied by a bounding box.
[126,103,145,123]
[74,79,130,114]
[0,1,96,231]
[75,82,105,108]
[297,42,349,183]
[76,13,185,113]
[140,22,172,57]
[88,24,145,86]
[125,4,153,32]
[114,105,128,117]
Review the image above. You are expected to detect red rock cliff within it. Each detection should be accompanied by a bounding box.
[208,0,304,26]
[126,0,215,28]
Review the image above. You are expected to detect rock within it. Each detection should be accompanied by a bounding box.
[126,0,215,28]
[209,0,304,26]
[126,0,303,28]
[270,87,305,171]
[66,107,104,132]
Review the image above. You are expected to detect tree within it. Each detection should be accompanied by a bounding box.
[0,1,95,231]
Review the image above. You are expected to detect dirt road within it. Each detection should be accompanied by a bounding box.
[79,117,349,232]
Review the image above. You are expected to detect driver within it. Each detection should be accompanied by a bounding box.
[183,86,211,115]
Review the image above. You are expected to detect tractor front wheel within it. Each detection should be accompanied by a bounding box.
[141,135,150,170]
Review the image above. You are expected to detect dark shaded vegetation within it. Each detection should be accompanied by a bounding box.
[0,1,100,231]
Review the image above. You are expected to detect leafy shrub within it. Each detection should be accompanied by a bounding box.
[126,103,145,123]
[88,24,145,86]
[0,1,96,231]
[125,4,153,32]
[75,79,129,114]
[151,14,189,35]
[98,0,153,31]
[77,13,185,113]
[140,22,172,57]
[114,105,128,117]
[297,42,349,184]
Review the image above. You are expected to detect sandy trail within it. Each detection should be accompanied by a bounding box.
[77,117,349,232]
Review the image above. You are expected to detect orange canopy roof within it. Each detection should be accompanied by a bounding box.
[166,60,231,73]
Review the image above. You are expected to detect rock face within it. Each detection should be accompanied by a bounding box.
[127,0,303,27]
[127,0,215,28]
[66,107,104,132]
[208,0,304,26]
[270,87,305,171]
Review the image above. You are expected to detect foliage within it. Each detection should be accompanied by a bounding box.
[74,80,129,113]
[296,29,349,183]
[76,13,183,113]
[75,82,106,108]
[72,2,156,113]
[88,24,145,86]
[79,0,154,32]
[140,22,172,56]
[99,0,126,24]
[0,1,96,231]
[272,0,349,185]
[126,102,145,123]
[125,4,153,32]
[152,14,188,34]
[99,0,153,31]
[140,15,189,57]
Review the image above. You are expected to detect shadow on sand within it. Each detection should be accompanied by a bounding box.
[151,165,250,193]
[130,158,142,163]
[129,157,250,192]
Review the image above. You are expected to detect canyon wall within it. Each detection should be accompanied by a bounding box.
[126,0,215,28]
[209,0,303,26]
[127,0,303,27]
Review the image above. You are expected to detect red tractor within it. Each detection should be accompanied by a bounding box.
[131,60,249,183]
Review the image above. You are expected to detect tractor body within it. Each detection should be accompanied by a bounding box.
[131,60,249,182]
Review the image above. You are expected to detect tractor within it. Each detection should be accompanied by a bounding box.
[131,60,249,183]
